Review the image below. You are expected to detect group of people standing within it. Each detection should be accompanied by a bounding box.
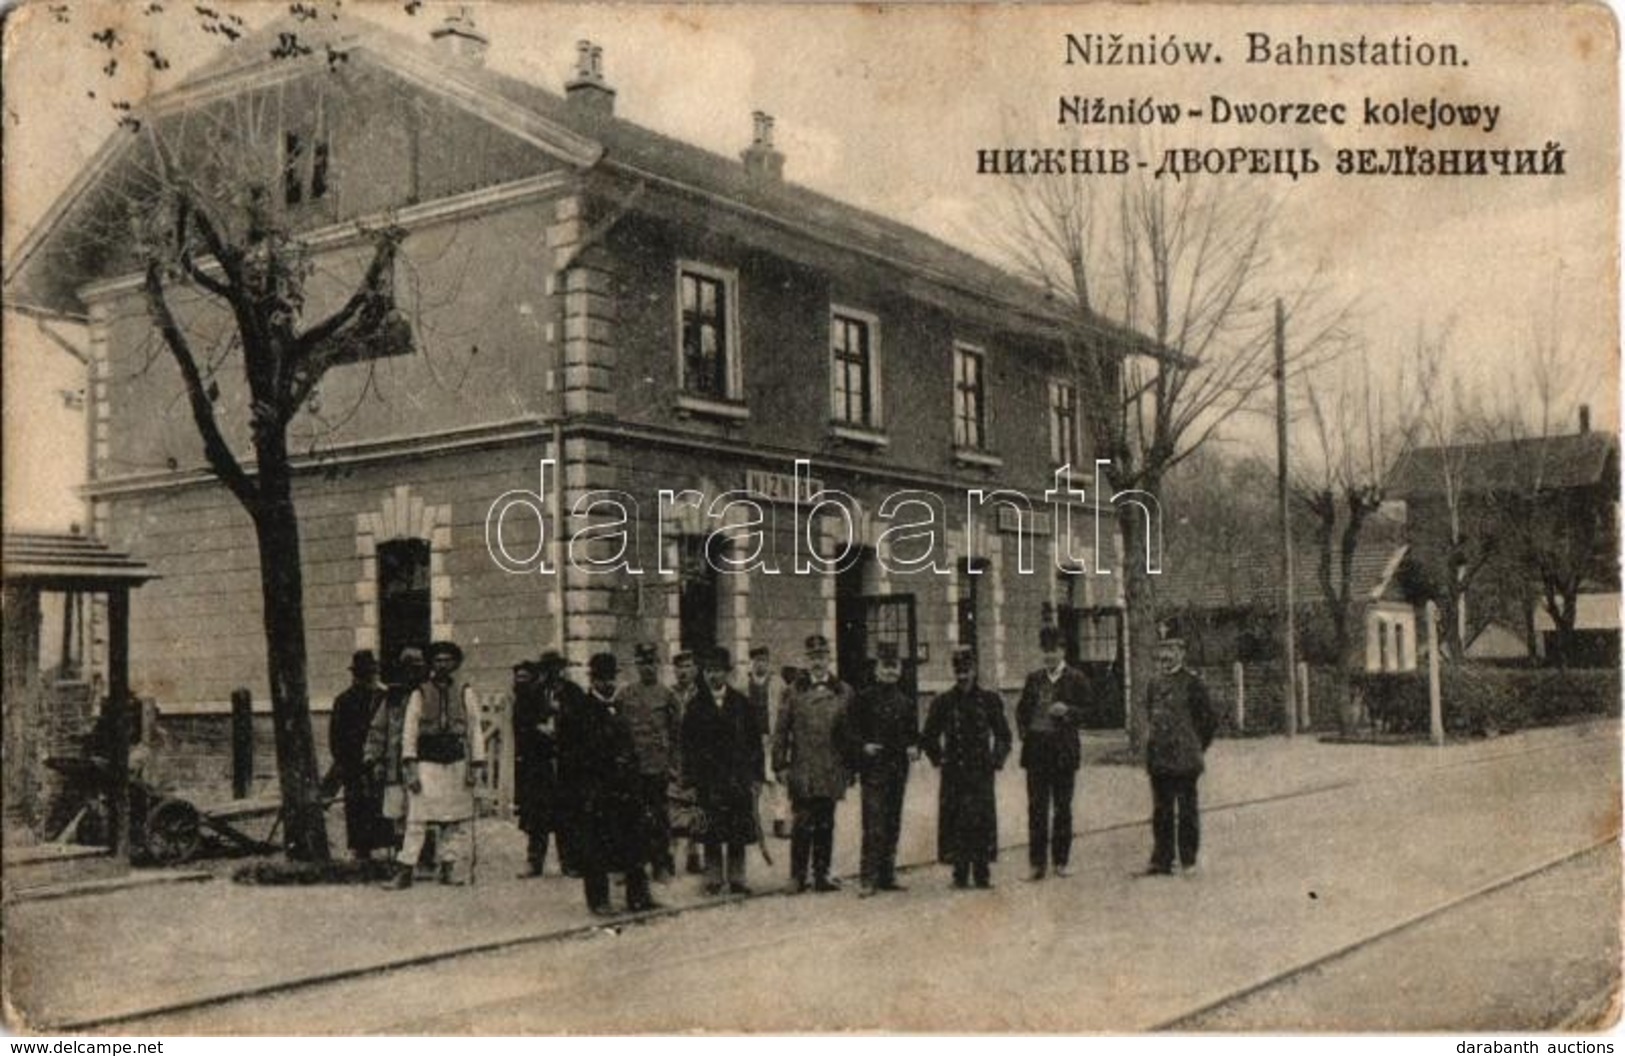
[326,625,1218,914]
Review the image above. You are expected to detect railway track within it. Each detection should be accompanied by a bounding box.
[55,731,1618,1033]
[1153,837,1621,1032]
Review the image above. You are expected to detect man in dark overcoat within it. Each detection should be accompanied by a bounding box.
[845,641,918,896]
[1143,637,1218,876]
[921,648,1011,889]
[1015,626,1091,880]
[539,649,589,878]
[562,652,659,915]
[330,650,388,860]
[774,634,854,893]
[682,646,762,895]
[511,659,563,878]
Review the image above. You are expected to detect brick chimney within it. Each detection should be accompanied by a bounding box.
[741,111,785,181]
[430,6,489,67]
[1579,404,1591,434]
[565,40,615,117]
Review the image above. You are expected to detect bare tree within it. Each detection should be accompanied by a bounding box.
[1471,286,1615,666]
[46,7,415,860]
[1411,324,1505,660]
[1292,355,1424,704]
[986,170,1345,750]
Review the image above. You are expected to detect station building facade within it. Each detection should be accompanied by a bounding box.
[10,13,1144,735]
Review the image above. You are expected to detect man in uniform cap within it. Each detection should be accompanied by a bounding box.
[386,641,486,887]
[331,650,388,860]
[745,644,789,840]
[619,643,682,881]
[845,640,919,896]
[1143,637,1217,877]
[921,647,1011,889]
[1016,626,1091,880]
[564,652,660,914]
[682,645,761,894]
[773,634,854,893]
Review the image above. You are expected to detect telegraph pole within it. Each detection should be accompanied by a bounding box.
[1276,299,1298,737]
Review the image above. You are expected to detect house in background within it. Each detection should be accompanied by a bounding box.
[1156,514,1422,675]
[6,10,1163,784]
[1387,407,1619,667]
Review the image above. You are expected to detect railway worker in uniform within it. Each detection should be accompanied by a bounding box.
[331,650,388,861]
[846,640,918,897]
[921,647,1011,890]
[682,646,761,895]
[566,653,660,916]
[511,659,564,878]
[670,650,706,875]
[773,634,854,894]
[745,644,789,840]
[1015,626,1091,881]
[537,648,588,878]
[367,646,426,857]
[386,640,486,888]
[1143,637,1218,877]
[620,643,682,882]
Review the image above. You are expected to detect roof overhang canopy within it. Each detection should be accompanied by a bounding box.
[3,532,157,593]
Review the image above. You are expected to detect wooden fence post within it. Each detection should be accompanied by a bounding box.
[231,687,253,799]
[1426,601,1444,746]
[1232,661,1246,731]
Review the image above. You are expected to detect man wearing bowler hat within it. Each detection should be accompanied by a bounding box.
[1016,626,1091,880]
[774,634,854,893]
[1143,637,1217,877]
[331,650,388,860]
[386,640,486,887]
[537,648,587,878]
[845,640,918,896]
[511,659,563,878]
[682,646,761,895]
[565,652,660,915]
[921,647,1011,889]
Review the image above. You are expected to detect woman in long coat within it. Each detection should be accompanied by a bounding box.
[920,648,1012,888]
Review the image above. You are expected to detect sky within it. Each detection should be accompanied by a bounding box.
[3,1,1618,528]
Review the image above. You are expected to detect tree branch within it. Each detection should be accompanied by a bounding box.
[143,261,258,509]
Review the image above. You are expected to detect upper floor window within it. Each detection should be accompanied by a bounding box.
[283,130,330,207]
[1050,379,1078,464]
[831,308,881,430]
[677,262,740,402]
[954,343,988,451]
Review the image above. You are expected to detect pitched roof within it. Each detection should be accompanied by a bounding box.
[1387,430,1618,497]
[7,13,1166,360]
[1155,521,1408,614]
[3,531,157,588]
